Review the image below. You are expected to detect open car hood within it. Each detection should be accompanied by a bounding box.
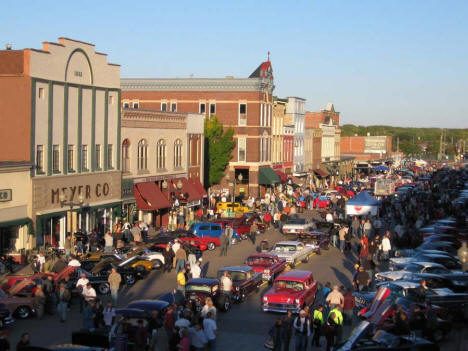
[9,278,35,295]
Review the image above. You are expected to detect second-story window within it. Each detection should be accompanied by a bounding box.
[174,139,182,168]
[122,139,130,172]
[137,139,148,171]
[52,145,60,173]
[67,144,74,172]
[157,139,166,169]
[239,103,247,126]
[199,103,206,114]
[81,145,88,171]
[161,102,167,112]
[238,137,246,162]
[107,144,113,169]
[171,103,177,112]
[36,145,44,174]
[132,101,139,109]
[95,144,102,170]
[209,103,216,117]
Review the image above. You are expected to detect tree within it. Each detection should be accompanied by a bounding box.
[204,116,235,187]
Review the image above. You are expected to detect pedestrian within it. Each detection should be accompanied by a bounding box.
[177,328,190,351]
[163,244,174,273]
[281,310,293,351]
[0,330,10,351]
[356,266,371,292]
[139,221,149,242]
[31,256,41,273]
[189,324,207,351]
[250,221,258,245]
[359,240,369,265]
[104,230,114,252]
[311,305,324,347]
[325,312,338,351]
[103,301,116,330]
[34,285,46,319]
[108,268,122,305]
[175,245,187,272]
[57,283,71,322]
[76,273,89,312]
[293,310,310,351]
[190,260,202,279]
[93,298,105,328]
[177,268,186,292]
[381,231,392,260]
[151,324,170,351]
[220,271,232,297]
[352,264,360,291]
[187,242,197,266]
[225,224,234,249]
[363,219,372,238]
[219,229,229,257]
[201,297,217,321]
[328,305,343,344]
[131,222,142,244]
[82,282,97,302]
[82,300,95,331]
[409,305,426,337]
[203,312,217,351]
[268,317,283,351]
[64,235,72,261]
[343,288,355,325]
[15,333,29,351]
[134,319,149,351]
[325,285,344,308]
[351,216,360,238]
[338,226,346,253]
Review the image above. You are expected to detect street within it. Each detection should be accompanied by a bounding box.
[6,210,467,351]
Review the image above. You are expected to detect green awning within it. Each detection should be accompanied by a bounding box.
[0,217,32,228]
[258,167,281,185]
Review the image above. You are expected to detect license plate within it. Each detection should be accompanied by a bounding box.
[290,229,296,233]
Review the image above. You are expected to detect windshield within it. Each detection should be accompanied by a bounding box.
[247,257,274,266]
[404,264,422,273]
[185,284,212,293]
[286,218,306,225]
[219,271,247,281]
[274,280,304,291]
[274,244,297,252]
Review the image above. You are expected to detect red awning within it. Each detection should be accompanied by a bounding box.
[274,170,288,183]
[172,178,202,202]
[134,182,171,211]
[191,178,207,197]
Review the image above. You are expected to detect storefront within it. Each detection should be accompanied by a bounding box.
[32,171,122,248]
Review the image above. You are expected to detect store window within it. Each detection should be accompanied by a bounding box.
[174,139,182,168]
[138,139,148,171]
[157,139,166,170]
[52,145,60,173]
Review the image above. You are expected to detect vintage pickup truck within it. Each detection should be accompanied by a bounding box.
[245,253,287,282]
[375,262,468,283]
[217,266,262,302]
[262,270,318,313]
[269,241,314,267]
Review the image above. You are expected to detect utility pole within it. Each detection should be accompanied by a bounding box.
[438,129,444,160]
[397,136,400,153]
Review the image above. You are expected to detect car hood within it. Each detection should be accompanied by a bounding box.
[376,271,406,281]
[390,257,413,265]
[271,251,295,258]
[264,288,302,303]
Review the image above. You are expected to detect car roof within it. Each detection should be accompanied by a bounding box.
[276,270,312,281]
[187,278,218,285]
[274,241,302,245]
[386,281,421,289]
[247,253,278,259]
[408,261,446,268]
[219,266,253,273]
[126,299,169,311]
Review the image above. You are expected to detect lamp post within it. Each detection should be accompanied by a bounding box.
[60,193,85,235]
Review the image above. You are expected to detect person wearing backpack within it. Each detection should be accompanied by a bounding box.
[311,305,324,347]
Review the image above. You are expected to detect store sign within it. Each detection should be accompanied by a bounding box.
[0,189,12,202]
[122,179,134,199]
[51,183,110,204]
[364,136,387,153]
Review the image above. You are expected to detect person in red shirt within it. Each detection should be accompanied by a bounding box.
[263,212,272,229]
[177,328,190,351]
[343,288,355,326]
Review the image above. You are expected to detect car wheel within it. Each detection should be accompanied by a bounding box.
[208,242,216,251]
[124,274,136,285]
[98,283,110,295]
[15,306,31,319]
[302,255,309,263]
[152,259,163,269]
[240,290,246,302]
[217,295,231,312]
[135,265,146,273]
[241,234,248,240]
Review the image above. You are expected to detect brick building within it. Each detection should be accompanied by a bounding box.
[121,59,278,197]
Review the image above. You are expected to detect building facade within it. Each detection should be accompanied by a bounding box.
[285,97,306,176]
[272,97,286,169]
[0,37,122,249]
[121,59,276,197]
[283,126,294,174]
[121,109,204,227]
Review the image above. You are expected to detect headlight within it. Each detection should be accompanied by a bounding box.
[295,298,301,305]
[264,269,270,274]
[263,296,268,302]
[235,286,240,291]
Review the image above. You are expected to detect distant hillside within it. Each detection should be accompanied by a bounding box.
[341,124,468,158]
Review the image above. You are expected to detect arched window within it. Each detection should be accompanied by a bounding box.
[174,139,183,168]
[137,139,147,170]
[157,139,166,169]
[122,139,130,172]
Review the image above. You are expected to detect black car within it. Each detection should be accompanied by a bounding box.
[295,230,331,254]
[58,266,112,295]
[389,254,461,271]
[399,272,468,293]
[90,258,146,286]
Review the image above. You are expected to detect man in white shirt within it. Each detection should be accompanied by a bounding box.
[293,310,311,349]
[76,273,89,312]
[68,257,81,267]
[203,312,217,350]
[172,240,181,254]
[381,232,392,260]
[326,212,334,223]
[220,271,232,296]
[82,283,96,302]
[191,261,202,279]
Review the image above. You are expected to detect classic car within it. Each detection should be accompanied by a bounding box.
[245,253,287,282]
[394,241,458,257]
[262,270,318,313]
[56,266,113,295]
[375,262,468,283]
[189,222,241,248]
[0,303,13,329]
[335,321,439,351]
[389,253,460,271]
[359,281,468,321]
[153,230,210,251]
[281,218,316,236]
[217,266,262,302]
[90,258,146,286]
[1,272,55,293]
[0,279,36,319]
[215,201,249,214]
[212,218,250,240]
[243,213,266,232]
[269,241,314,267]
[81,251,155,273]
[396,272,468,292]
[72,295,174,350]
[295,230,330,254]
[184,278,231,312]
[312,195,331,209]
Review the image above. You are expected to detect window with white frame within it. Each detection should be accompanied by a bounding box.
[161,102,167,112]
[239,103,247,126]
[52,145,60,173]
[209,103,216,116]
[36,145,44,174]
[81,145,88,171]
[260,103,264,126]
[174,139,182,168]
[171,102,177,112]
[132,101,139,109]
[199,103,206,114]
[138,139,148,171]
[95,144,102,170]
[67,144,75,172]
[123,102,130,109]
[157,139,166,169]
[107,144,113,169]
[238,137,246,162]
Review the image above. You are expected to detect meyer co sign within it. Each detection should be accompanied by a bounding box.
[0,189,12,202]
[51,183,110,204]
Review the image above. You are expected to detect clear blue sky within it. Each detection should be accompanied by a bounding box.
[2,0,467,128]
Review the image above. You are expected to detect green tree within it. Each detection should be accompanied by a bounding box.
[204,116,235,187]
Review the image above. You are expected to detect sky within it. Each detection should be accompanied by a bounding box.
[2,0,467,128]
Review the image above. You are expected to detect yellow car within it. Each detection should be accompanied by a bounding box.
[216,201,249,214]
[82,252,154,272]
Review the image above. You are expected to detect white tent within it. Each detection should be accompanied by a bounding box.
[345,191,380,216]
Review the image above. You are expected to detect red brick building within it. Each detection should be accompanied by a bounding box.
[121,59,277,197]
[341,135,392,155]
[283,125,294,173]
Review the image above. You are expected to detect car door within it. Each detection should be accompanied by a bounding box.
[210,224,222,237]
[197,225,211,238]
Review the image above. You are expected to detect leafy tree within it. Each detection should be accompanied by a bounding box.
[204,116,235,187]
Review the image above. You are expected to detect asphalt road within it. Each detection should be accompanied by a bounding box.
[6,210,467,350]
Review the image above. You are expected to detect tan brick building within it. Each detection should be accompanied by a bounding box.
[121,59,277,197]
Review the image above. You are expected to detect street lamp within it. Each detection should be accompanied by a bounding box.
[60,193,85,235]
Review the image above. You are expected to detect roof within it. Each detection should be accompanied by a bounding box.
[325,102,335,112]
[249,60,273,79]
[187,278,219,286]
[276,270,313,281]
[219,266,253,272]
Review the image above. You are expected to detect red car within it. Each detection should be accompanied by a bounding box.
[1,272,55,294]
[262,270,318,313]
[312,196,330,209]
[245,253,287,283]
[212,218,250,240]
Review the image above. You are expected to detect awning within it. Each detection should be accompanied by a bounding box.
[314,168,329,177]
[274,170,288,183]
[134,182,170,211]
[258,167,281,185]
[174,178,202,202]
[191,178,207,198]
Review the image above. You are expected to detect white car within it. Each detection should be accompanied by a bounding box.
[269,241,314,267]
[281,218,316,236]
[140,250,166,269]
